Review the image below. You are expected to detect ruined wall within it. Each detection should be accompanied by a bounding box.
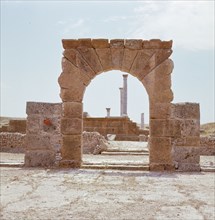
[0,119,26,133]
[171,103,201,171]
[25,102,62,167]
[83,117,149,141]
[0,132,26,153]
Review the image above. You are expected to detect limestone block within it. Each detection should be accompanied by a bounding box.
[172,146,200,164]
[111,48,124,70]
[143,39,161,49]
[141,49,173,78]
[25,150,55,167]
[96,48,113,72]
[61,118,82,135]
[150,163,175,171]
[110,39,124,48]
[61,134,82,161]
[170,103,200,119]
[181,119,200,137]
[153,89,174,103]
[161,40,173,49]
[125,39,142,50]
[121,49,138,73]
[59,59,91,87]
[143,40,172,49]
[26,115,40,134]
[63,49,95,80]
[150,103,172,119]
[78,38,92,47]
[62,102,83,118]
[150,119,182,137]
[130,50,154,78]
[62,39,79,49]
[25,134,53,150]
[26,102,43,115]
[172,146,200,171]
[172,136,200,147]
[60,83,86,102]
[63,49,79,67]
[77,47,103,74]
[59,159,81,168]
[92,39,109,48]
[149,137,173,164]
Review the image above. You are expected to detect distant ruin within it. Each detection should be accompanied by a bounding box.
[3,38,214,171]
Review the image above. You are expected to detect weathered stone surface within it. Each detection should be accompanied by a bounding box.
[25,150,55,167]
[59,58,91,87]
[150,163,175,171]
[26,102,62,116]
[150,119,182,137]
[62,102,83,119]
[26,115,40,134]
[60,85,86,102]
[0,132,26,153]
[111,48,124,70]
[125,39,142,50]
[92,39,109,48]
[150,103,172,119]
[96,48,113,72]
[61,134,82,161]
[130,50,154,78]
[142,59,174,103]
[25,134,53,150]
[78,38,92,48]
[121,49,138,73]
[143,40,173,49]
[77,47,103,74]
[172,146,200,171]
[110,39,124,48]
[63,49,79,67]
[61,118,82,135]
[62,39,79,49]
[63,49,96,81]
[170,103,200,119]
[149,137,172,164]
[172,136,200,147]
[181,119,200,137]
[82,131,108,154]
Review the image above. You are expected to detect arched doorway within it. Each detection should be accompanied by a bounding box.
[82,70,150,169]
[58,38,174,171]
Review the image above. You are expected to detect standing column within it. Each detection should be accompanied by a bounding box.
[141,113,144,129]
[106,108,111,118]
[119,87,124,116]
[123,74,128,116]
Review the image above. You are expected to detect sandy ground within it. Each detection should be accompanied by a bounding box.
[0,167,215,220]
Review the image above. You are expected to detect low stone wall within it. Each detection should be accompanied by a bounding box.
[0,132,26,153]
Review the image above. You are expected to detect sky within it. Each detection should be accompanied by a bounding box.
[1,0,214,124]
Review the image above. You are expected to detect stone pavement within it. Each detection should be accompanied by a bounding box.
[0,167,214,220]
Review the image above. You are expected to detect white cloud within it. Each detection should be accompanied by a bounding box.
[128,1,214,51]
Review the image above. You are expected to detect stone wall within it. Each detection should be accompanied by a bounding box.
[0,132,26,153]
[83,117,149,141]
[171,103,201,171]
[0,119,26,133]
[25,102,62,167]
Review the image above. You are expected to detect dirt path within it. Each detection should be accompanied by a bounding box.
[0,167,214,220]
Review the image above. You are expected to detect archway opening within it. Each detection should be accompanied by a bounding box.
[82,70,149,169]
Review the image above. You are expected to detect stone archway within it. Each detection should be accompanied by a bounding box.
[58,38,174,171]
